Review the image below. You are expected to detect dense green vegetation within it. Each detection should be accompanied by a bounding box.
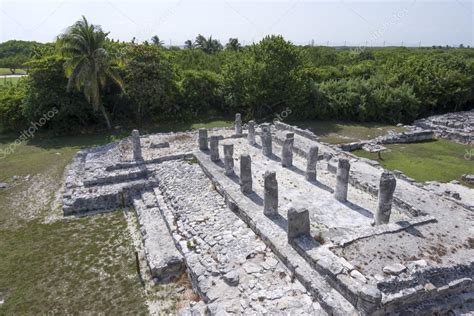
[0,17,473,134]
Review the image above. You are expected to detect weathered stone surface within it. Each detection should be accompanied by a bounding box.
[247,120,256,145]
[414,110,474,145]
[223,144,234,175]
[131,129,143,161]
[209,136,220,161]
[305,146,319,181]
[235,113,243,135]
[240,154,252,194]
[260,124,272,157]
[223,270,240,286]
[375,171,397,225]
[287,208,310,242]
[133,193,184,282]
[263,171,278,216]
[0,182,8,189]
[383,264,407,276]
[198,128,208,150]
[281,132,294,167]
[334,158,350,202]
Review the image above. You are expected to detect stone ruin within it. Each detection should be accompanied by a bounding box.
[414,110,473,145]
[63,114,474,315]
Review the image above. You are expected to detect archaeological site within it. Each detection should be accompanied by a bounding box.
[63,113,474,315]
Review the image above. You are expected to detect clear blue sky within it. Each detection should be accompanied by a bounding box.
[1,0,472,47]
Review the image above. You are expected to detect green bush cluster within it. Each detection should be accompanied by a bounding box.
[0,34,473,133]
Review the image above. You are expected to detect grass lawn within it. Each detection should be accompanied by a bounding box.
[0,68,26,76]
[0,119,232,314]
[354,140,474,184]
[291,120,406,144]
[0,77,21,86]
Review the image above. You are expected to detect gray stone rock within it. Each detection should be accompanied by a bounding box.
[281,132,294,167]
[223,270,240,286]
[235,113,243,135]
[209,136,220,161]
[287,208,310,242]
[383,263,407,275]
[263,170,278,216]
[198,128,208,151]
[334,158,350,202]
[305,146,319,181]
[0,183,8,189]
[240,154,252,194]
[247,120,256,145]
[375,171,397,225]
[131,129,143,161]
[261,124,272,157]
[223,144,234,175]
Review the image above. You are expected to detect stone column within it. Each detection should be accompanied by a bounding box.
[263,171,278,216]
[375,171,397,225]
[235,113,243,135]
[198,128,208,150]
[131,129,143,161]
[305,146,319,181]
[334,158,350,202]
[210,136,220,161]
[240,154,252,194]
[282,132,294,167]
[223,144,234,175]
[287,208,310,242]
[247,120,256,145]
[261,124,272,157]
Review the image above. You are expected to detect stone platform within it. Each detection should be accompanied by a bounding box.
[62,118,474,315]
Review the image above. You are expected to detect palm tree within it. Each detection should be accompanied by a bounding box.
[58,16,124,129]
[194,34,223,54]
[226,38,241,51]
[184,39,194,49]
[151,35,164,47]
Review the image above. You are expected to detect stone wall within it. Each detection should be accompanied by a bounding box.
[414,110,474,145]
[340,130,434,152]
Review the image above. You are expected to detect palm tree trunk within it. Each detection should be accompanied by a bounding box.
[100,105,112,129]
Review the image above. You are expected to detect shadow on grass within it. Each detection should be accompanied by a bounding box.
[0,117,234,150]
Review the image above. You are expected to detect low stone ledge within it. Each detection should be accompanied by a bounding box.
[335,215,437,247]
[274,121,320,142]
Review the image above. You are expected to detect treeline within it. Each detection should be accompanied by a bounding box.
[0,25,473,133]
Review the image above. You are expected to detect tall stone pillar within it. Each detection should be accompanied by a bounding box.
[263,171,278,216]
[247,120,256,145]
[210,136,220,161]
[198,128,208,150]
[235,113,243,135]
[240,154,252,194]
[261,124,272,157]
[305,146,319,181]
[223,144,234,175]
[334,158,350,202]
[131,129,143,161]
[375,171,397,225]
[281,132,294,167]
[287,208,310,242]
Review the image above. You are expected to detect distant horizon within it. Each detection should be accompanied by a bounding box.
[1,0,473,47]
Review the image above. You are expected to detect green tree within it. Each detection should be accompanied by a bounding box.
[225,38,241,51]
[223,35,307,119]
[151,35,164,47]
[58,16,123,129]
[194,34,223,54]
[123,45,179,124]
